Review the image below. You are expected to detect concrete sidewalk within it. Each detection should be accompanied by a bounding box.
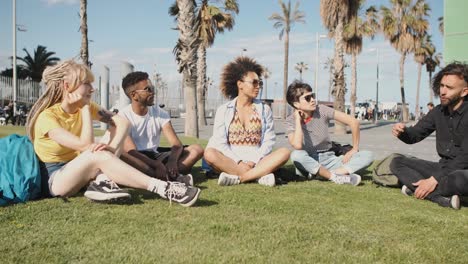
[171,118,439,162]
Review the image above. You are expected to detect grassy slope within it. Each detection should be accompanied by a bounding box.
[1,126,467,263]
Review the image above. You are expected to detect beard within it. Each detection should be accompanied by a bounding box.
[441,95,463,108]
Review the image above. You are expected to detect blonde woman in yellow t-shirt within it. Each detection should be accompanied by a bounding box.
[26,60,200,207]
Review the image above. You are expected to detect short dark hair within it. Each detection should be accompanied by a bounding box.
[286,80,313,108]
[427,102,434,107]
[122,71,149,98]
[432,61,468,97]
[220,56,264,99]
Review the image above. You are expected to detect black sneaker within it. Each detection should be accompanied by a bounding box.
[429,195,461,210]
[84,180,131,202]
[163,182,200,207]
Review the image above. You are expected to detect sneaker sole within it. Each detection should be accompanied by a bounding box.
[353,174,362,186]
[179,188,201,207]
[401,185,413,196]
[451,195,461,210]
[84,191,131,202]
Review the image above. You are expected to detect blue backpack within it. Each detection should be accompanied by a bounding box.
[0,134,41,206]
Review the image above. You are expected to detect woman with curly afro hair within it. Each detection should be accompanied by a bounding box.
[204,57,290,187]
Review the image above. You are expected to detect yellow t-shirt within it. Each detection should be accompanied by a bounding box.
[34,102,100,163]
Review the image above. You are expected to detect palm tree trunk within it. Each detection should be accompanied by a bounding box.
[80,0,89,67]
[429,71,434,103]
[333,20,346,135]
[299,70,302,81]
[283,31,289,119]
[328,64,333,102]
[177,0,199,137]
[350,52,357,118]
[196,44,207,127]
[399,53,409,122]
[415,62,422,118]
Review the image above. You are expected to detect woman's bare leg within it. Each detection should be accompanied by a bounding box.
[203,148,250,175]
[51,150,162,197]
[238,148,290,183]
[204,147,290,183]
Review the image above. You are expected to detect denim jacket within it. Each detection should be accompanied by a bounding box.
[206,97,276,164]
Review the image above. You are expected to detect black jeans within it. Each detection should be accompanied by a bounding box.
[390,156,468,198]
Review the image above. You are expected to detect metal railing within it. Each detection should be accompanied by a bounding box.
[0,76,43,106]
[0,76,291,120]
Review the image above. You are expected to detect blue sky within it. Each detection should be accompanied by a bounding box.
[0,0,444,111]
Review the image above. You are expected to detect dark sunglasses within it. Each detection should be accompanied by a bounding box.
[242,79,263,87]
[302,93,315,103]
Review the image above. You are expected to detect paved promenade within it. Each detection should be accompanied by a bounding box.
[171,118,439,162]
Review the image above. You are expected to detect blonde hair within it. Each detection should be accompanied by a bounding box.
[26,60,94,140]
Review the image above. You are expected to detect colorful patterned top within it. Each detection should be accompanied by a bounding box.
[228,105,262,147]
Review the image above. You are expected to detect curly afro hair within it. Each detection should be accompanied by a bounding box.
[220,56,264,99]
[122,71,149,98]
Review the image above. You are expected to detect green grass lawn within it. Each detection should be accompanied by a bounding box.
[1,126,467,263]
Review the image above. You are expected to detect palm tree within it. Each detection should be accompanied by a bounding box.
[269,0,305,119]
[438,16,443,35]
[343,3,379,118]
[425,51,442,102]
[320,0,358,134]
[380,0,430,122]
[18,45,60,82]
[79,0,90,67]
[414,34,434,118]
[0,65,29,79]
[412,0,431,118]
[261,67,271,99]
[195,0,238,127]
[294,61,308,81]
[171,0,200,137]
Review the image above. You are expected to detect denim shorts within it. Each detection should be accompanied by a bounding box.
[39,161,67,197]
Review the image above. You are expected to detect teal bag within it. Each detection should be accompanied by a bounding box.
[0,134,41,205]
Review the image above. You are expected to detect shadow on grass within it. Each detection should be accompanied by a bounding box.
[127,188,217,207]
[193,198,218,207]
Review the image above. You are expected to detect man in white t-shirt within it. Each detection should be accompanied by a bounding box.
[119,71,203,184]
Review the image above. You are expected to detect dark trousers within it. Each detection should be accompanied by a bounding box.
[390,156,468,198]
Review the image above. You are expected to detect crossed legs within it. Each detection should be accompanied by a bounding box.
[204,147,290,183]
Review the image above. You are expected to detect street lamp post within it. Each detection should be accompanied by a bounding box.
[314,33,327,100]
[369,48,380,124]
[241,48,247,56]
[12,0,17,116]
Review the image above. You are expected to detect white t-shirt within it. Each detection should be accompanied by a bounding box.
[119,104,170,152]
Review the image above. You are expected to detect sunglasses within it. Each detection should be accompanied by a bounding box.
[301,93,316,103]
[134,86,154,93]
[242,79,263,87]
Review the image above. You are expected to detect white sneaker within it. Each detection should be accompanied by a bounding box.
[257,173,276,187]
[176,173,194,186]
[160,181,201,207]
[218,172,240,186]
[330,173,361,186]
